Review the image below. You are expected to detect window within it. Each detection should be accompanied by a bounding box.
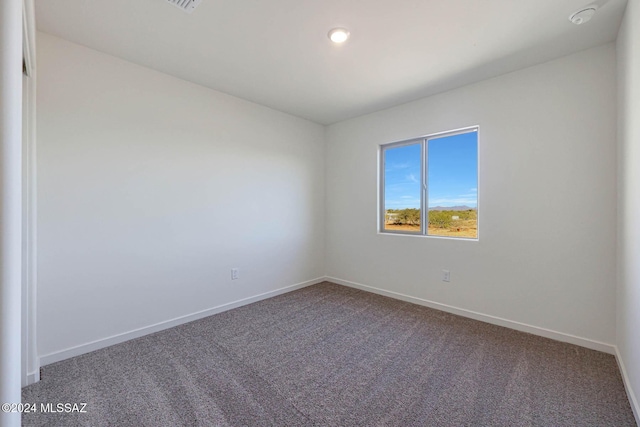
[380,127,478,239]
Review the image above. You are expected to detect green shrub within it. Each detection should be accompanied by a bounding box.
[387,208,420,225]
[428,211,452,229]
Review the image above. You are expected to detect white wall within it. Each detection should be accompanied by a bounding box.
[326,44,617,349]
[21,0,38,386]
[36,33,325,361]
[617,0,640,419]
[1,1,24,424]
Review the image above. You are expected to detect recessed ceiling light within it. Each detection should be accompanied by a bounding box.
[569,6,598,25]
[328,28,350,44]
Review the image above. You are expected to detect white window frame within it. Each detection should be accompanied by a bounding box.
[379,126,479,240]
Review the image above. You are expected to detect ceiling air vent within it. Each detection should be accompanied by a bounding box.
[166,0,201,14]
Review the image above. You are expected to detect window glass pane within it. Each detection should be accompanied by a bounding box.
[383,143,421,233]
[427,131,478,238]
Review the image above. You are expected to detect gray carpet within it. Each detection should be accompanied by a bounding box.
[22,282,637,426]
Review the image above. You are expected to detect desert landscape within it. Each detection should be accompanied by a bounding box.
[384,208,477,238]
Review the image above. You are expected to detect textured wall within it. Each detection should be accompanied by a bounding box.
[326,44,617,346]
[36,33,326,359]
[617,0,640,419]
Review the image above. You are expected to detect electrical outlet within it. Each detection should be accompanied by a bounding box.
[231,268,239,280]
[442,270,450,282]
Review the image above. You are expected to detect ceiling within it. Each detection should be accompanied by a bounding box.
[35,0,627,125]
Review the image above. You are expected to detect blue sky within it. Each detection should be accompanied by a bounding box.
[384,131,477,210]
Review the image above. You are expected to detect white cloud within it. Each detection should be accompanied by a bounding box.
[385,197,420,208]
[406,174,419,184]
[428,197,477,207]
[385,162,412,172]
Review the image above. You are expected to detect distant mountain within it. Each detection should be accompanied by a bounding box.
[428,205,475,211]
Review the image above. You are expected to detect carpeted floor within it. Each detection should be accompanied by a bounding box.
[22,282,637,426]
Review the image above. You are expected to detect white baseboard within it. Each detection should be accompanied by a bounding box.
[39,277,325,367]
[615,346,640,424]
[26,369,40,386]
[327,276,616,355]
